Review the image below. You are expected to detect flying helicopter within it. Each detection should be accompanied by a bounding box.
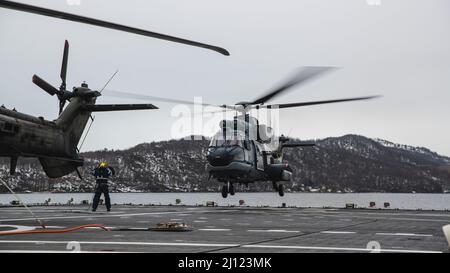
[205,67,380,197]
[104,67,380,197]
[0,0,229,178]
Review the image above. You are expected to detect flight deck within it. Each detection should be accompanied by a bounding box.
[0,205,449,253]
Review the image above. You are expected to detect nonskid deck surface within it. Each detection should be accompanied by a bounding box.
[0,205,448,253]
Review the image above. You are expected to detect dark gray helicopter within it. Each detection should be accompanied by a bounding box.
[0,0,229,178]
[105,67,380,198]
[204,67,380,198]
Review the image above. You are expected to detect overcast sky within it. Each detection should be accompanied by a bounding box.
[1,0,449,155]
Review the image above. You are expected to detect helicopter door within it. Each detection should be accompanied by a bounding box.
[244,140,255,168]
[254,143,264,171]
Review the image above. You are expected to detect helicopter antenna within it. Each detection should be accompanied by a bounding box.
[100,70,119,93]
[78,70,118,152]
[77,115,95,152]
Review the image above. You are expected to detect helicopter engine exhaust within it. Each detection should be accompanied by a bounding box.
[267,164,292,181]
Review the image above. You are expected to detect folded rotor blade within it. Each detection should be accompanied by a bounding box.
[0,0,229,56]
[32,74,58,96]
[60,40,69,89]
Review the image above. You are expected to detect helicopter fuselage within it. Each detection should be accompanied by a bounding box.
[0,80,158,179]
[0,107,70,158]
[205,120,298,198]
[0,93,96,178]
[206,139,289,184]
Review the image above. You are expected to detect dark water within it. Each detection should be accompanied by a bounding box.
[0,192,449,210]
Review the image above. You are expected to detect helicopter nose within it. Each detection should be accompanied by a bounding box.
[207,149,232,166]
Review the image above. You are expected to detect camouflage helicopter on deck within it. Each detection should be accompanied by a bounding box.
[0,0,229,178]
[0,40,159,178]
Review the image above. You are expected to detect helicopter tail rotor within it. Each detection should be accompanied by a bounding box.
[31,40,74,115]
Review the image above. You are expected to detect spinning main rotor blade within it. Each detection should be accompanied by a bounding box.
[0,0,230,56]
[250,66,336,105]
[257,95,381,109]
[103,89,235,110]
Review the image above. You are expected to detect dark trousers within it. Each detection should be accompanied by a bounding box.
[92,182,111,211]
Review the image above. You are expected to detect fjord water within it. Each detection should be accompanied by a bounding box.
[0,192,449,210]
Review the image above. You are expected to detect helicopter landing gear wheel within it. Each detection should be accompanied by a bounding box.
[278,184,285,197]
[229,183,235,196]
[221,185,228,198]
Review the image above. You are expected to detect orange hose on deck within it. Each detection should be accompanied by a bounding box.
[0,224,110,236]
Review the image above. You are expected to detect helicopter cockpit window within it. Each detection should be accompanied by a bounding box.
[210,138,244,148]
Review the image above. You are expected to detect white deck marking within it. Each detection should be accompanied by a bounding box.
[244,244,441,253]
[321,231,357,234]
[83,226,115,230]
[198,229,231,232]
[0,250,135,253]
[0,240,441,253]
[0,240,236,248]
[0,225,64,233]
[443,225,450,247]
[0,210,237,223]
[306,212,450,223]
[247,229,300,233]
[375,233,433,237]
[387,217,450,223]
[323,211,450,218]
[0,225,36,234]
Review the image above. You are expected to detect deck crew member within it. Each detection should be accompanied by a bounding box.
[92,162,115,212]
